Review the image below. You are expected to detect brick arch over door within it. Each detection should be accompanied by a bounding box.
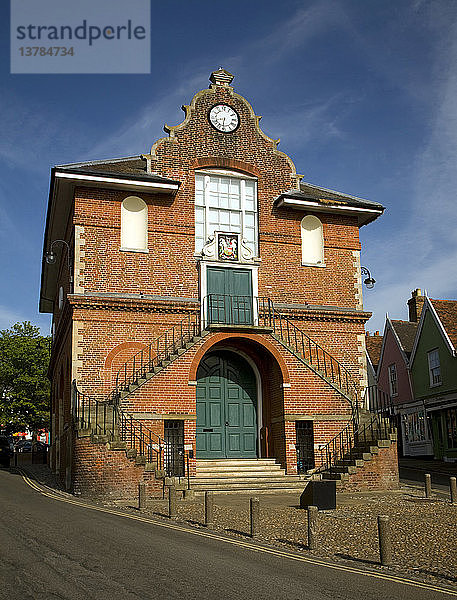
[189,332,290,384]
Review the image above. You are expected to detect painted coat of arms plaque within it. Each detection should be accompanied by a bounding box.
[218,233,239,261]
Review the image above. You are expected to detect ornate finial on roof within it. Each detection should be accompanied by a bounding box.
[209,68,234,86]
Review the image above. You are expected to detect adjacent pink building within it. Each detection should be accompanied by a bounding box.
[377,298,433,456]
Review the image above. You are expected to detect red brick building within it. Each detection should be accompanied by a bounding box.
[40,69,396,498]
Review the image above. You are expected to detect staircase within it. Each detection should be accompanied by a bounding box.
[191,459,310,494]
[73,311,205,479]
[260,299,358,410]
[316,388,396,484]
[72,299,397,494]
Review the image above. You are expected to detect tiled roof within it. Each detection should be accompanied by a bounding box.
[391,320,418,356]
[365,334,383,369]
[298,181,384,210]
[55,156,180,185]
[429,299,457,349]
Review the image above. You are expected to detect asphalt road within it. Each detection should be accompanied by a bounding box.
[0,468,455,600]
[399,466,454,490]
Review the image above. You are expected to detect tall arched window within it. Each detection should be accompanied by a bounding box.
[195,171,258,256]
[121,196,148,251]
[301,215,324,265]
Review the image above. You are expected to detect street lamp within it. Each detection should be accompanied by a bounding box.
[361,266,376,289]
[45,239,73,284]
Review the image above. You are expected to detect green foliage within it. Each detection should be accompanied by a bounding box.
[0,322,50,433]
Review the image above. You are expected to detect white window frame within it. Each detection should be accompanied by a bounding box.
[388,363,398,396]
[427,348,442,387]
[195,170,258,257]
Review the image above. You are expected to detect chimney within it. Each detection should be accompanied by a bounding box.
[408,289,425,322]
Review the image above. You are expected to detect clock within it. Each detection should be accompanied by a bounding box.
[208,104,240,133]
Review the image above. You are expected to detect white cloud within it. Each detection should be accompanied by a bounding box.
[364,18,457,331]
[87,2,349,161]
[0,90,89,172]
[248,1,348,64]
[88,71,210,159]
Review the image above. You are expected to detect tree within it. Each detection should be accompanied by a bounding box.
[0,322,50,434]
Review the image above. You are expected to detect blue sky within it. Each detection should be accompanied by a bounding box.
[1,0,457,334]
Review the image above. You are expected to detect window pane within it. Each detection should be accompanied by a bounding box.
[229,195,240,210]
[245,213,255,228]
[230,212,241,226]
[244,198,255,212]
[220,211,230,225]
[195,172,257,257]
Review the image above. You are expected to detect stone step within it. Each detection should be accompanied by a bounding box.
[324,465,358,475]
[322,472,349,481]
[196,459,280,468]
[192,485,309,496]
[190,479,307,491]
[335,458,365,468]
[196,465,285,475]
[191,477,303,487]
[193,471,292,482]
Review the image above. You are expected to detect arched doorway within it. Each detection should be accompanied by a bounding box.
[196,350,258,459]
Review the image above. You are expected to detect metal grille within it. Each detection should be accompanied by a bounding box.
[296,420,315,474]
[164,420,184,477]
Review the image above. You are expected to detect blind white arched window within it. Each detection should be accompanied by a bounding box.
[195,171,258,256]
[301,215,324,265]
[121,196,148,251]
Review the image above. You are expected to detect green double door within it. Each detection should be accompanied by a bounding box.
[207,267,253,325]
[196,351,258,459]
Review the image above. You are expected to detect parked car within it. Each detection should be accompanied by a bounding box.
[15,440,48,453]
[0,436,13,467]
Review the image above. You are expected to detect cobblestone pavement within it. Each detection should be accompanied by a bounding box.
[21,466,457,589]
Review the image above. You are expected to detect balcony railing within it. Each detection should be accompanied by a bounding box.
[203,294,271,327]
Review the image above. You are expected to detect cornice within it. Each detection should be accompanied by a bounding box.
[68,293,199,314]
[273,304,372,324]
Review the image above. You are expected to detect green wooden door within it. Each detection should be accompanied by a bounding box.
[196,351,257,458]
[207,267,253,325]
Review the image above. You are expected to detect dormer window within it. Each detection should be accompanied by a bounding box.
[301,215,324,266]
[195,171,258,256]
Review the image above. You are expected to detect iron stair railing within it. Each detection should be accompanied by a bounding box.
[72,381,187,477]
[316,386,395,474]
[264,298,359,414]
[110,311,201,404]
[72,295,375,480]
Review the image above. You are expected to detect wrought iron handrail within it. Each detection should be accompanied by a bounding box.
[72,381,187,477]
[202,294,272,327]
[110,311,201,403]
[265,299,359,410]
[316,386,394,473]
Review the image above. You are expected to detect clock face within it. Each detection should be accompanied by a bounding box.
[208,104,240,132]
